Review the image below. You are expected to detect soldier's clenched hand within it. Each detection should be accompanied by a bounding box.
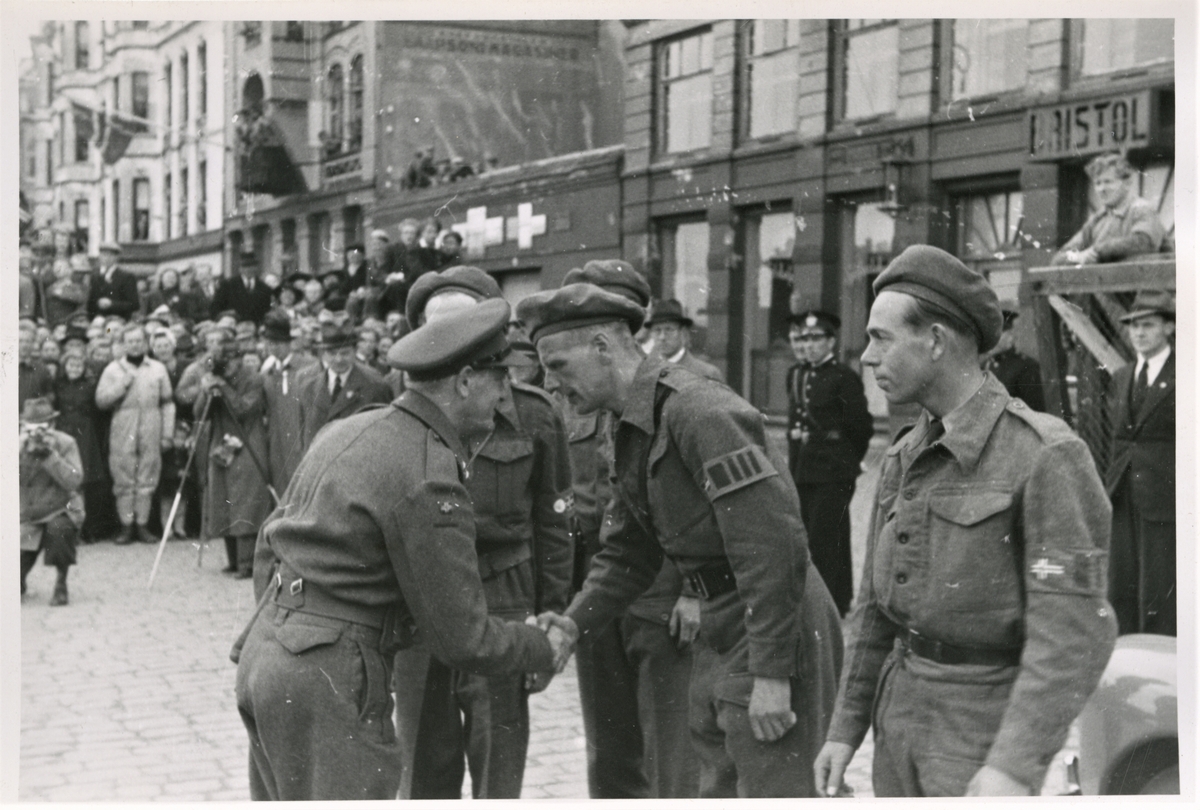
[748,676,796,742]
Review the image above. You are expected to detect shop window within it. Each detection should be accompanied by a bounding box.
[659,29,714,154]
[745,209,797,413]
[658,219,711,350]
[1077,19,1172,77]
[308,211,330,272]
[133,178,150,241]
[326,63,344,158]
[132,71,149,120]
[281,218,298,276]
[951,20,1029,99]
[75,21,89,69]
[744,20,801,139]
[841,20,899,121]
[347,56,364,153]
[954,190,1024,259]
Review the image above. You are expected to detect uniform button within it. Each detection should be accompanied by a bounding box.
[903,490,915,500]
[897,533,909,545]
[895,573,907,584]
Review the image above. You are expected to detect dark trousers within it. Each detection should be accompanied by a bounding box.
[225,535,256,574]
[23,515,78,576]
[402,657,529,799]
[1109,485,1176,636]
[575,614,698,798]
[81,480,121,541]
[796,480,856,616]
[871,647,1015,797]
[235,602,399,800]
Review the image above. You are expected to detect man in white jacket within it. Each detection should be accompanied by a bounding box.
[96,324,175,544]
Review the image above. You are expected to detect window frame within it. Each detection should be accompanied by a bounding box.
[163,61,172,130]
[74,21,89,70]
[180,50,189,132]
[132,177,150,242]
[347,55,364,154]
[197,159,207,231]
[1068,18,1175,83]
[739,19,802,143]
[831,19,901,125]
[943,19,1031,104]
[131,71,150,120]
[164,172,172,241]
[179,166,189,237]
[655,27,715,157]
[197,41,207,119]
[326,62,345,158]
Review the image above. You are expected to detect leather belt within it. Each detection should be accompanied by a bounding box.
[686,560,737,600]
[900,628,1021,667]
[272,565,389,630]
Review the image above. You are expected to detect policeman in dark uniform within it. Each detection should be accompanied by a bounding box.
[985,309,1046,412]
[814,245,1117,797]
[557,259,700,798]
[234,299,563,801]
[517,284,843,798]
[786,310,874,616]
[395,266,574,799]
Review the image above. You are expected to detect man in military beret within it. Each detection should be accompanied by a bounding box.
[786,310,874,617]
[1106,290,1175,636]
[517,283,843,798]
[236,299,568,800]
[294,322,391,452]
[985,309,1046,412]
[645,299,723,382]
[556,260,699,798]
[814,244,1117,797]
[394,265,574,800]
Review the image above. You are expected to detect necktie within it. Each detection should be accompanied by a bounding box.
[331,373,342,401]
[1133,362,1149,413]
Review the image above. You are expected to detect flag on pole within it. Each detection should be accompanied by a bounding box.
[101,111,150,165]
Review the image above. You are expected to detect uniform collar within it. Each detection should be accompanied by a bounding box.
[888,374,1009,473]
[619,355,669,436]
[396,389,467,462]
[494,388,520,430]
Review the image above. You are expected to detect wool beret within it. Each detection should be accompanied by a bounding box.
[562,260,651,307]
[406,265,502,330]
[388,298,532,379]
[515,283,646,344]
[873,245,1002,352]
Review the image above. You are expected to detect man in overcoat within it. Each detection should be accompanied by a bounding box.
[86,242,140,321]
[644,299,723,382]
[260,312,318,496]
[518,284,843,798]
[1106,290,1175,635]
[295,323,392,452]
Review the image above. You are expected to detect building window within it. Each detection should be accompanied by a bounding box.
[112,74,119,111]
[58,112,65,166]
[133,178,150,241]
[75,21,89,69]
[112,179,120,241]
[1077,19,1173,77]
[164,172,172,240]
[285,22,304,42]
[308,211,331,272]
[74,199,90,253]
[951,20,1029,100]
[659,29,714,154]
[179,167,189,237]
[180,51,189,131]
[75,119,89,162]
[132,71,150,120]
[658,219,712,348]
[744,20,801,139]
[326,63,344,158]
[131,21,149,30]
[28,146,36,178]
[953,190,1024,259]
[197,41,207,118]
[347,55,364,153]
[281,218,298,276]
[163,61,172,129]
[243,22,262,47]
[841,20,899,121]
[46,63,55,107]
[197,159,207,230]
[45,140,53,184]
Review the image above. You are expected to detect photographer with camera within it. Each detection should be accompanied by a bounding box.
[193,328,273,580]
[20,398,85,605]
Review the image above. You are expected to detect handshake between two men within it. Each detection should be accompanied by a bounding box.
[523,612,580,693]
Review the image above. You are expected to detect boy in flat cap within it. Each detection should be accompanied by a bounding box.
[395,266,573,800]
[814,244,1116,797]
[517,283,843,798]
[1106,290,1175,636]
[786,310,874,617]
[235,299,566,800]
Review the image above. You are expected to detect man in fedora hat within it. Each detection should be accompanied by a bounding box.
[87,242,140,321]
[260,311,318,496]
[20,397,85,605]
[786,310,874,617]
[295,322,391,452]
[211,252,273,324]
[1106,289,1176,636]
[645,299,723,382]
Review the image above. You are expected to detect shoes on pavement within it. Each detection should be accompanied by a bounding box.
[137,524,158,544]
[233,568,254,580]
[50,584,68,606]
[114,525,135,545]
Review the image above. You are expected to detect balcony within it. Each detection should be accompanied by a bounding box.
[322,152,362,184]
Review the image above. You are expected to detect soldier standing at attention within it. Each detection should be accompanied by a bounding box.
[814,245,1117,797]
[234,299,565,801]
[786,311,874,617]
[985,309,1046,412]
[518,283,843,798]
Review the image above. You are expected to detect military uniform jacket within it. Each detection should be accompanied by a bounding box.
[467,383,574,618]
[827,374,1117,788]
[786,358,873,483]
[251,391,553,675]
[988,349,1046,412]
[566,357,813,679]
[672,350,723,383]
[1105,350,1174,520]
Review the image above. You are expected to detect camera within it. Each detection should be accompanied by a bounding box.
[23,424,52,458]
[206,351,230,378]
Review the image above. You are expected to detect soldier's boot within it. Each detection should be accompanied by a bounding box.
[49,568,68,607]
[222,537,238,574]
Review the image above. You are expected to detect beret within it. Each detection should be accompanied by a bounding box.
[516,283,646,344]
[873,245,1002,352]
[406,265,502,330]
[388,298,531,378]
[563,260,651,307]
[790,309,841,335]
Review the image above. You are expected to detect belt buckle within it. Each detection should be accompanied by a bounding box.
[289,577,303,597]
[688,571,709,600]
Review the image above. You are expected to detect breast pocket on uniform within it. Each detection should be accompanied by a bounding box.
[927,489,1021,612]
[475,436,535,514]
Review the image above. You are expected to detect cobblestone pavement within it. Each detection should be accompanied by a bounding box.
[19,432,1071,800]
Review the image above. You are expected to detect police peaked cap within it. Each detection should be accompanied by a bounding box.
[516,283,647,344]
[388,298,532,380]
[563,260,652,307]
[406,265,503,330]
[872,244,1002,352]
[790,310,841,335]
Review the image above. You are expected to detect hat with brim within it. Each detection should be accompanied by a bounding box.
[263,312,293,342]
[645,299,694,328]
[63,325,89,345]
[790,310,841,336]
[1119,290,1175,323]
[316,324,357,350]
[389,298,532,380]
[21,397,58,424]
